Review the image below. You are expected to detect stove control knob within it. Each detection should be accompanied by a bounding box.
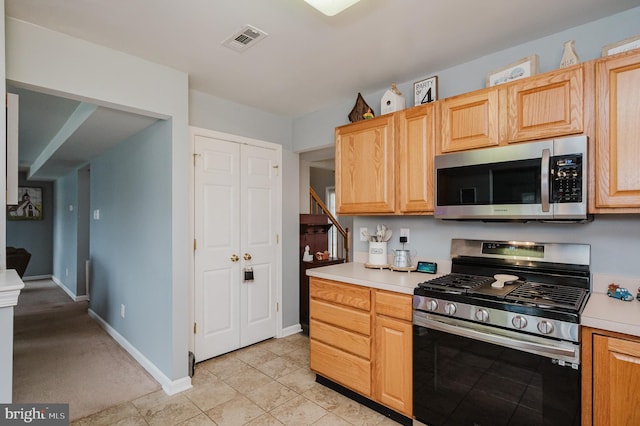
[426,299,438,312]
[475,309,489,322]
[537,320,555,335]
[444,303,457,316]
[512,315,528,329]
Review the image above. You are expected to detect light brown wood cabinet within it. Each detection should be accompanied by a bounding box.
[505,64,584,143]
[438,64,585,154]
[374,290,413,416]
[582,326,640,426]
[439,87,500,153]
[592,49,640,211]
[335,114,396,215]
[335,106,435,215]
[309,277,372,396]
[309,277,413,417]
[396,103,436,214]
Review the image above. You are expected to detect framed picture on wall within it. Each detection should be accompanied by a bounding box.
[7,186,43,221]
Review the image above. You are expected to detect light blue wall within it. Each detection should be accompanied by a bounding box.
[89,119,173,373]
[6,173,54,277]
[190,89,294,150]
[292,6,640,152]
[53,172,78,294]
[6,17,190,384]
[354,215,640,278]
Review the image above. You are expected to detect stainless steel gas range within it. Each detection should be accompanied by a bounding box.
[413,239,590,426]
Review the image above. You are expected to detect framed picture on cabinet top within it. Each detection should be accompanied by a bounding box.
[486,55,539,87]
[413,76,438,106]
[602,35,640,56]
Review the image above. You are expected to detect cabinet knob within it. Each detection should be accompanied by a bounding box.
[230,254,239,262]
[244,253,252,261]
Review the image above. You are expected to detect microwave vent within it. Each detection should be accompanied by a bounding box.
[222,25,268,52]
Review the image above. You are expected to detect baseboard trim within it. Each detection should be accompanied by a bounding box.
[278,323,302,338]
[87,308,192,396]
[50,276,90,302]
[22,274,52,282]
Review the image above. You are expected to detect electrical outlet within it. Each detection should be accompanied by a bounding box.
[360,227,369,242]
[120,304,125,318]
[93,209,100,220]
[65,268,69,277]
[400,228,410,243]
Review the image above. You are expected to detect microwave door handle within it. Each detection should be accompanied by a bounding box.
[541,148,550,212]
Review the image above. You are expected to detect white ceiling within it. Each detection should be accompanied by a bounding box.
[6,0,640,179]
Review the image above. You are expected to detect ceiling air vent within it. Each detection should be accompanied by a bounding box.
[221,25,268,52]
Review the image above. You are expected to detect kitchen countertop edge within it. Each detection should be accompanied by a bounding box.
[305,261,439,296]
[582,293,640,338]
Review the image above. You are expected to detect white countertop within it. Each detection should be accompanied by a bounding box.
[582,293,640,337]
[305,261,443,295]
[307,262,640,338]
[0,269,25,308]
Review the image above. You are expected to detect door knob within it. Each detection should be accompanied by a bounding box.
[243,253,252,261]
[230,254,239,262]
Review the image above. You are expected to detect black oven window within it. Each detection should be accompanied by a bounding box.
[413,326,580,426]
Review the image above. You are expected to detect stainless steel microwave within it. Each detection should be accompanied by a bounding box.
[434,135,588,221]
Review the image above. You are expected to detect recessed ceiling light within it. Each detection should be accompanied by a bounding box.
[304,0,360,16]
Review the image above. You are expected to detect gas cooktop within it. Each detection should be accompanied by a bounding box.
[418,273,588,313]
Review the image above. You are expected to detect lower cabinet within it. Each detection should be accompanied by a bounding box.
[582,326,640,425]
[374,290,413,415]
[309,277,413,418]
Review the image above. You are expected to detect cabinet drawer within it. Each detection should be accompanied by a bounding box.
[310,299,371,336]
[310,278,371,311]
[375,291,413,321]
[310,318,371,359]
[310,339,371,396]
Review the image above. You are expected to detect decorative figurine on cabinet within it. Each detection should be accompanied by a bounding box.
[348,92,374,123]
[302,245,313,262]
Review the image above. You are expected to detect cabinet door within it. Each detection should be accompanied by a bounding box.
[397,103,435,213]
[374,315,412,416]
[440,87,500,153]
[593,334,640,425]
[595,52,640,209]
[335,115,395,214]
[506,65,583,142]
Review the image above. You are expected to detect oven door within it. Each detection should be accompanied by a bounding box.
[413,312,580,426]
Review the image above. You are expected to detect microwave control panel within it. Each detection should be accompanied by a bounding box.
[551,154,583,203]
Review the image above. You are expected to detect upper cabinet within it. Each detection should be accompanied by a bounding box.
[438,64,585,154]
[396,103,436,214]
[439,87,500,153]
[505,65,584,142]
[593,49,640,211]
[335,105,435,216]
[335,114,396,215]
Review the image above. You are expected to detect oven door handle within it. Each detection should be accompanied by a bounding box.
[415,314,579,363]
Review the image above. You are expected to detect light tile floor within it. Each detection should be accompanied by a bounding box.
[71,333,401,426]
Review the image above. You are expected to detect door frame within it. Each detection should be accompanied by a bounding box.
[188,126,283,355]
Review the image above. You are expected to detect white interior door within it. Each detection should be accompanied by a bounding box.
[240,144,278,346]
[194,136,241,361]
[194,132,279,362]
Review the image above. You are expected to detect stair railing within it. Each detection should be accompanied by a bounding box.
[309,187,350,262]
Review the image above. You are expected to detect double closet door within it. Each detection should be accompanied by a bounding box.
[193,129,280,362]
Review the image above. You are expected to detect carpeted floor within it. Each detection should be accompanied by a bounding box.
[12,279,161,421]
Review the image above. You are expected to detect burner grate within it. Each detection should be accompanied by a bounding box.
[418,273,495,292]
[506,282,587,311]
